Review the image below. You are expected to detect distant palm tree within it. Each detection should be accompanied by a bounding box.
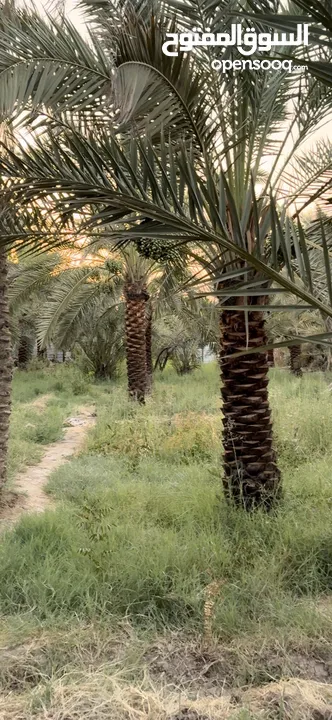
[266,291,325,376]
[154,299,217,374]
[0,238,12,490]
[10,244,185,401]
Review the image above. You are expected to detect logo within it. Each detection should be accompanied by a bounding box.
[162,23,309,58]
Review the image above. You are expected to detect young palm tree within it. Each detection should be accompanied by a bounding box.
[266,293,326,376]
[2,2,332,507]
[8,251,123,376]
[154,298,217,374]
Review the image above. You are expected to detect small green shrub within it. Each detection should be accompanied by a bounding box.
[21,408,65,445]
[50,365,90,396]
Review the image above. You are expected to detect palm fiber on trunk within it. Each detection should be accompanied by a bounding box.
[219,303,281,510]
[0,249,12,493]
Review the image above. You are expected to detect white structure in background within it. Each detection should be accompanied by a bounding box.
[200,346,215,363]
[31,342,71,362]
[46,345,72,362]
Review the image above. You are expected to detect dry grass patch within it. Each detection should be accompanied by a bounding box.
[1,675,332,720]
[1,626,332,719]
[242,678,332,719]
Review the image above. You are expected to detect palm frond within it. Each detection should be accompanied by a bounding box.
[8,252,61,311]
[0,7,113,121]
[2,126,332,320]
[37,266,101,346]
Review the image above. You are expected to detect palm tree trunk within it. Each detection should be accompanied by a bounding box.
[17,335,32,368]
[145,302,153,393]
[37,340,46,359]
[0,250,12,494]
[267,348,274,367]
[124,279,149,403]
[324,316,332,371]
[220,302,281,511]
[288,345,302,377]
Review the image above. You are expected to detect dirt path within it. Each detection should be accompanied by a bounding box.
[0,406,96,527]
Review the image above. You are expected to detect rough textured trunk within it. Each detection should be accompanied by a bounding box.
[145,302,153,393]
[124,279,149,403]
[17,335,32,368]
[289,345,302,377]
[94,363,108,380]
[220,303,281,511]
[0,250,12,494]
[37,341,46,359]
[323,315,332,371]
[267,348,274,367]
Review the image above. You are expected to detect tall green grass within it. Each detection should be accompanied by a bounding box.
[1,364,332,645]
[1,363,332,719]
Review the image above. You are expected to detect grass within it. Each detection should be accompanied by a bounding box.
[2,362,332,718]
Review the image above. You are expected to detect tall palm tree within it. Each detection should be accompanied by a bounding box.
[2,2,332,507]
[0,241,11,490]
[4,127,332,509]
[123,251,150,402]
[9,243,184,400]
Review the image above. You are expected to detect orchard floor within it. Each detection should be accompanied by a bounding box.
[1,362,332,719]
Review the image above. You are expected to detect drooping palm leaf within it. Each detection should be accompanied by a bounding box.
[2,126,332,321]
[242,0,332,86]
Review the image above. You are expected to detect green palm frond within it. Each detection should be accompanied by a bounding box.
[8,253,61,311]
[0,7,113,121]
[282,138,332,215]
[37,265,103,347]
[3,125,332,318]
[74,295,125,379]
[243,0,332,86]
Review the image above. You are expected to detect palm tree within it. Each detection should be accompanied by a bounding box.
[122,250,150,402]
[154,298,217,374]
[2,2,332,507]
[289,345,303,376]
[8,251,124,378]
[9,243,185,399]
[266,292,326,376]
[0,243,12,490]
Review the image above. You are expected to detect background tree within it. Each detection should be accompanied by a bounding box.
[154,298,217,375]
[9,243,188,395]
